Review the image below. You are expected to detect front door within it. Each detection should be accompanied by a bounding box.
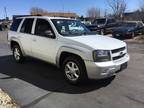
[32,18,58,64]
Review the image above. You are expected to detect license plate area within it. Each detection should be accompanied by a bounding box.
[121,62,127,70]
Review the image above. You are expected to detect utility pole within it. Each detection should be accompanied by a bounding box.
[61,0,65,17]
[104,9,107,18]
[4,7,8,20]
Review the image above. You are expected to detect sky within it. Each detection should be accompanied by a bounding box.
[0,0,142,19]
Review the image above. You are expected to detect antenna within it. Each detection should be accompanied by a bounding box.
[62,0,64,12]
[62,0,65,17]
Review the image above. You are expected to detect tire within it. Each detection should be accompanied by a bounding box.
[100,29,105,35]
[62,56,87,85]
[12,45,25,63]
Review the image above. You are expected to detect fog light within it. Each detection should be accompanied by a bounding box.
[101,68,116,76]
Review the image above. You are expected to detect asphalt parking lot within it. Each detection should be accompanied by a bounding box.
[0,31,144,108]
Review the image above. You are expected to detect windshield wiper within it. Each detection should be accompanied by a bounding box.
[82,32,96,35]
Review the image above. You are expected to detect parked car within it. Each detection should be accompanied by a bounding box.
[112,21,144,39]
[0,25,3,31]
[0,24,9,31]
[86,18,118,35]
[8,16,129,85]
[85,24,98,33]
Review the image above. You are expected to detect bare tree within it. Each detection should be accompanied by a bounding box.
[139,2,144,21]
[86,7,100,18]
[30,7,48,15]
[108,0,127,19]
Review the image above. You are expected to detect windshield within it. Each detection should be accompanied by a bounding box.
[107,19,116,24]
[122,22,136,27]
[52,19,94,36]
[95,19,106,25]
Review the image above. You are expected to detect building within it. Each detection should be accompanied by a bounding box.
[31,12,78,19]
[123,11,143,21]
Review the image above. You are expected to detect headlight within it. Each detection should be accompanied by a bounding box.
[127,28,134,32]
[93,50,111,62]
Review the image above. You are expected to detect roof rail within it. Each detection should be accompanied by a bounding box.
[13,14,42,20]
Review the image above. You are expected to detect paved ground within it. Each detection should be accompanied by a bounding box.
[0,31,144,108]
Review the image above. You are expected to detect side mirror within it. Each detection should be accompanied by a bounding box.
[44,30,55,38]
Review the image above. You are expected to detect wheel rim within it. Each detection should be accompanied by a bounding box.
[14,48,21,61]
[65,61,80,81]
[101,30,104,35]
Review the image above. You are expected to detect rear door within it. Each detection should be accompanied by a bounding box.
[18,18,34,56]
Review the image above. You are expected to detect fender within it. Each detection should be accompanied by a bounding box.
[56,45,93,67]
[10,37,26,56]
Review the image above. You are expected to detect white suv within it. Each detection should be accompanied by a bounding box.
[8,16,129,84]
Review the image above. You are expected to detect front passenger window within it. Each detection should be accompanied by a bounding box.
[35,19,55,38]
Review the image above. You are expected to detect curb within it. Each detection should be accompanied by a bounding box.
[0,89,20,108]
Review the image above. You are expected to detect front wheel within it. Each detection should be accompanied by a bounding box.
[100,29,105,35]
[12,45,25,63]
[131,32,135,39]
[62,56,87,85]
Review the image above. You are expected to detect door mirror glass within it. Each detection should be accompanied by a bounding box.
[44,30,54,38]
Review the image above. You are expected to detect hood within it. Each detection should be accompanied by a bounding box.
[112,26,133,32]
[65,35,126,50]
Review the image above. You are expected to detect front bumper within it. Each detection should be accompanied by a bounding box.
[113,33,132,38]
[84,54,130,79]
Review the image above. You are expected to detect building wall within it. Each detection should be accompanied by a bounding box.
[31,12,78,18]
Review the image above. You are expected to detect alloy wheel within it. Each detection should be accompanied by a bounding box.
[14,47,21,61]
[65,61,80,81]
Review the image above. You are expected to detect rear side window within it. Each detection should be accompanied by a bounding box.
[20,18,34,34]
[10,19,22,31]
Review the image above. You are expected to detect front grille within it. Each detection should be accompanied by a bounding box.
[111,47,126,61]
[111,47,125,53]
[113,54,126,60]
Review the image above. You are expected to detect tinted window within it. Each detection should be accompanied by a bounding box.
[35,19,54,38]
[107,19,116,24]
[20,18,34,34]
[10,19,22,31]
[96,19,106,25]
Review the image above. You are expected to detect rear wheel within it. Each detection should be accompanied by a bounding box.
[12,45,25,63]
[62,56,87,85]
